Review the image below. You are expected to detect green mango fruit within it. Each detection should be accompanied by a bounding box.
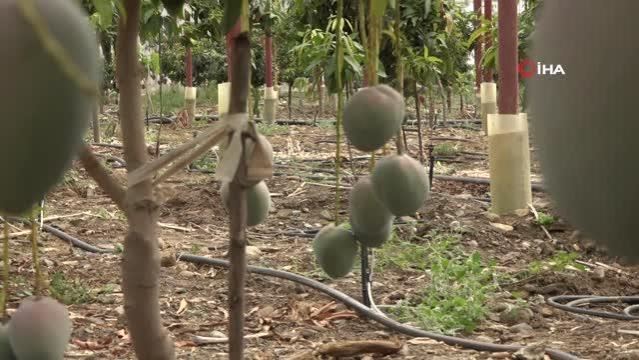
[371,154,430,216]
[353,219,393,248]
[0,0,100,215]
[220,181,271,227]
[9,296,72,360]
[343,85,405,152]
[0,323,17,360]
[312,223,359,278]
[528,0,639,262]
[349,176,394,247]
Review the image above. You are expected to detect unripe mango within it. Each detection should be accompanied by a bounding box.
[349,177,394,247]
[371,154,429,216]
[343,85,405,152]
[353,219,393,248]
[0,323,17,360]
[8,296,72,360]
[220,181,271,227]
[528,1,639,262]
[0,0,100,215]
[312,223,359,278]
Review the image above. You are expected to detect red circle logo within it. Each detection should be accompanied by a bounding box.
[518,59,535,79]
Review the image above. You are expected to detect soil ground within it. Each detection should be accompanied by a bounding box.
[5,96,639,360]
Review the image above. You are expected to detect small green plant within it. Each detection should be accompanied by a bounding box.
[49,272,92,305]
[256,123,288,136]
[536,212,556,226]
[527,251,585,275]
[191,152,217,172]
[376,232,461,271]
[316,119,335,129]
[190,244,202,254]
[384,232,499,335]
[433,143,459,157]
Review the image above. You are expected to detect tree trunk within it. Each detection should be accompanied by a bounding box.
[92,101,100,143]
[473,0,482,93]
[438,79,447,125]
[483,0,494,82]
[393,0,405,156]
[414,81,424,163]
[264,23,277,124]
[115,1,174,359]
[498,0,518,114]
[460,93,464,114]
[317,70,324,116]
[185,47,193,87]
[288,80,293,119]
[446,86,452,113]
[227,32,251,360]
[185,46,195,125]
[428,87,435,128]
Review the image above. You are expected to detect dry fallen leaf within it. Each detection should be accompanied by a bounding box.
[176,298,188,315]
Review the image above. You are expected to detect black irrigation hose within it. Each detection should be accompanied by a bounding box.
[36,223,581,360]
[547,295,639,320]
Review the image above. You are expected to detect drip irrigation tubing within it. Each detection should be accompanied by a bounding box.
[546,295,639,320]
[32,221,581,359]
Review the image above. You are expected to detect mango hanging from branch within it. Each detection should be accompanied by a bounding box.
[343,85,404,152]
[0,0,100,215]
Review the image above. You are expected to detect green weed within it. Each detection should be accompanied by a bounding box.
[257,122,289,136]
[536,212,556,226]
[384,232,499,335]
[49,272,92,305]
[528,251,585,274]
[433,143,459,157]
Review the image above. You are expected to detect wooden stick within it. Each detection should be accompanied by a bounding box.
[191,331,270,345]
[318,340,403,356]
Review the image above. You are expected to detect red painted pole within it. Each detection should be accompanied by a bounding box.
[483,0,493,82]
[474,0,482,91]
[226,21,242,82]
[264,35,273,88]
[498,0,518,114]
[185,47,193,87]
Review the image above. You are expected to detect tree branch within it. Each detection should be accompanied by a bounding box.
[78,144,125,210]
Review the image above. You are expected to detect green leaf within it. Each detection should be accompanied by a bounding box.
[424,0,432,18]
[371,0,389,18]
[92,0,113,28]
[223,0,242,33]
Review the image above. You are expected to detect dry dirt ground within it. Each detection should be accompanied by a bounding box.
[4,100,639,360]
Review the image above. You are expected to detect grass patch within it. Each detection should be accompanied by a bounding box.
[191,152,217,172]
[197,81,218,107]
[147,85,185,114]
[257,123,289,136]
[382,232,499,335]
[49,272,93,305]
[528,251,585,274]
[316,119,336,129]
[433,142,459,157]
